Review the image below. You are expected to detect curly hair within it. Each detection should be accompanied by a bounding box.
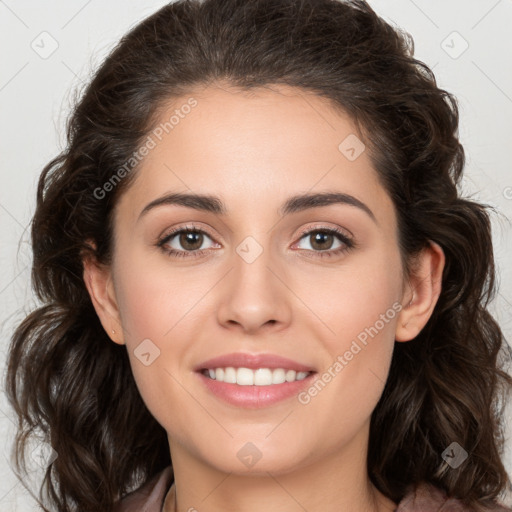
[5,0,512,511]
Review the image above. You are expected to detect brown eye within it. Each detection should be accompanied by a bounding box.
[295,228,353,257]
[308,231,336,251]
[157,227,217,258]
[177,231,204,251]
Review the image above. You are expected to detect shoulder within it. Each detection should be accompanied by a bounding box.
[113,473,512,512]
[396,481,512,512]
[114,466,173,512]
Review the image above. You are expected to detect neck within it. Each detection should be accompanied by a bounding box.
[166,425,397,512]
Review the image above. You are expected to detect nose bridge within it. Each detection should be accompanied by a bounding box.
[231,231,278,297]
[225,206,277,276]
[216,228,291,332]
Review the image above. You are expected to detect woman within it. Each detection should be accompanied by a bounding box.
[6,0,512,511]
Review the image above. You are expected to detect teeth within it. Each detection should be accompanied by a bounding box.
[224,367,237,383]
[254,368,272,385]
[285,370,296,382]
[272,368,286,384]
[203,367,311,385]
[237,367,254,385]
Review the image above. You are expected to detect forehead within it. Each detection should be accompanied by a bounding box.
[116,83,395,228]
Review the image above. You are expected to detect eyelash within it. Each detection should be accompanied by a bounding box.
[156,224,355,260]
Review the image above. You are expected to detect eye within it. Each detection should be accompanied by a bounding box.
[156,224,355,259]
[157,225,217,258]
[293,227,355,259]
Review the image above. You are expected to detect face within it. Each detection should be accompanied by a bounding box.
[85,83,440,477]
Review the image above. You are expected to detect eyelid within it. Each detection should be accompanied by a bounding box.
[157,222,218,243]
[156,222,355,257]
[294,222,353,240]
[158,221,352,240]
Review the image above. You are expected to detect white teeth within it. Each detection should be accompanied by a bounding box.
[204,367,312,385]
[272,368,286,384]
[285,370,296,382]
[224,367,237,384]
[236,367,254,386]
[254,368,272,385]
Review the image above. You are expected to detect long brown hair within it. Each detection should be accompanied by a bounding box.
[6,0,512,510]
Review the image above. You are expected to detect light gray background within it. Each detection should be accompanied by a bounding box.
[1,1,511,510]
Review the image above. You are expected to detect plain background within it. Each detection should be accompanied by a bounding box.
[1,0,511,509]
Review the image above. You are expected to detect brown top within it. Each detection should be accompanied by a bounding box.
[114,466,512,512]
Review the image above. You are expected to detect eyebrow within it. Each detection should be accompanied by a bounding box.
[138,191,376,223]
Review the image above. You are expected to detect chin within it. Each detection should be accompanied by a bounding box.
[198,441,310,476]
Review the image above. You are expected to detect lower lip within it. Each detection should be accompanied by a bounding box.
[197,372,316,408]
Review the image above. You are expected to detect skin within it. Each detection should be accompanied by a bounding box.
[84,83,445,512]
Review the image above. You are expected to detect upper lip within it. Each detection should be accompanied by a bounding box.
[195,353,316,372]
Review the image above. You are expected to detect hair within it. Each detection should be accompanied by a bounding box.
[5,0,512,511]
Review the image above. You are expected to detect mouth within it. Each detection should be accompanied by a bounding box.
[200,367,313,385]
[194,353,317,408]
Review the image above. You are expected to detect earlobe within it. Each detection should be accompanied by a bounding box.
[395,241,445,342]
[82,252,125,345]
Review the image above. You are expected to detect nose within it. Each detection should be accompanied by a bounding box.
[216,238,292,335]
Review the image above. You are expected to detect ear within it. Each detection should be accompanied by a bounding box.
[82,244,125,345]
[395,241,445,342]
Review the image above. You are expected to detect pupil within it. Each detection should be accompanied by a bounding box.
[182,232,202,250]
[312,232,332,250]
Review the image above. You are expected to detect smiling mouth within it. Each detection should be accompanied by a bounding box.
[200,367,314,386]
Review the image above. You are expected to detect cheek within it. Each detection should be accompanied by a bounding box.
[111,255,197,415]
[297,250,402,417]
[304,245,403,348]
[113,250,200,344]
